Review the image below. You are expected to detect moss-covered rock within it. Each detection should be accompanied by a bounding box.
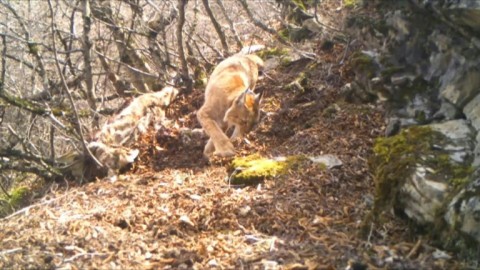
[369,120,480,253]
[349,51,378,80]
[370,125,472,216]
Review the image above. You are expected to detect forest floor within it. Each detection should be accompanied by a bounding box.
[0,2,473,270]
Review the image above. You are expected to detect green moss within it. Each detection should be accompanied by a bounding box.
[193,67,207,88]
[257,48,289,60]
[380,66,405,78]
[426,154,473,188]
[369,124,474,251]
[278,28,291,41]
[291,0,308,10]
[285,72,308,93]
[344,0,358,8]
[280,57,293,66]
[0,186,30,217]
[9,187,29,206]
[349,51,377,79]
[27,42,40,55]
[228,154,309,185]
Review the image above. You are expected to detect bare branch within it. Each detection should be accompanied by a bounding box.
[47,0,103,168]
[215,0,243,49]
[62,0,81,75]
[1,34,6,90]
[91,1,154,92]
[238,0,289,46]
[94,50,158,79]
[4,53,40,73]
[0,1,31,41]
[201,0,229,56]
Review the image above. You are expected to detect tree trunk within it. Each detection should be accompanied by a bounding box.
[82,0,98,127]
[176,0,193,93]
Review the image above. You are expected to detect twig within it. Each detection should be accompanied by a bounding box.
[238,0,290,49]
[339,37,352,65]
[192,30,223,58]
[50,124,55,162]
[0,248,22,255]
[201,0,229,56]
[215,0,243,48]
[1,34,7,90]
[192,39,214,67]
[94,49,159,78]
[0,174,11,198]
[406,238,422,259]
[366,222,374,248]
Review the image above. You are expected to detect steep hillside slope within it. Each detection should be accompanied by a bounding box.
[0,2,475,269]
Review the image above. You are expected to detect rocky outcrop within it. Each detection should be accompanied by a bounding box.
[348,0,480,254]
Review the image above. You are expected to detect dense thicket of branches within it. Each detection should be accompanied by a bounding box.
[0,0,320,193]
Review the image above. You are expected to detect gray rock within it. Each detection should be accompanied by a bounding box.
[444,176,480,243]
[302,18,323,33]
[474,132,480,167]
[263,57,281,72]
[308,154,343,169]
[349,0,480,251]
[392,120,476,245]
[385,118,401,137]
[433,100,462,120]
[440,64,480,108]
[386,11,410,41]
[463,93,480,132]
[443,1,480,31]
[427,52,451,81]
[429,119,474,141]
[399,166,449,224]
[239,45,265,55]
[179,128,207,147]
[430,120,475,163]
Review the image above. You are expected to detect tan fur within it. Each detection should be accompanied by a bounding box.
[197,54,264,157]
